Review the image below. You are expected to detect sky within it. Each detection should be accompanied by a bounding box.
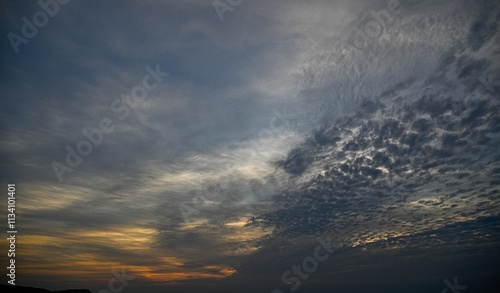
[0,0,499,292]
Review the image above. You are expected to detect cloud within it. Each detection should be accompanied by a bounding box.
[1,0,499,292]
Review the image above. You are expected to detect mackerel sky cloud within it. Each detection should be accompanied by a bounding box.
[0,0,499,292]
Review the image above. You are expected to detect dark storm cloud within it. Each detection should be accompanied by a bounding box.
[253,81,500,235]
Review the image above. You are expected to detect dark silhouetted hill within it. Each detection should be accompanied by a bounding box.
[0,285,92,293]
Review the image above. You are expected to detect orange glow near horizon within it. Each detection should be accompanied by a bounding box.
[18,224,245,285]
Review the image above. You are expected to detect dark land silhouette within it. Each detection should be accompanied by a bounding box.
[0,285,92,293]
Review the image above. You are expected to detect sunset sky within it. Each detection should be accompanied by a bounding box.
[1,0,499,292]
